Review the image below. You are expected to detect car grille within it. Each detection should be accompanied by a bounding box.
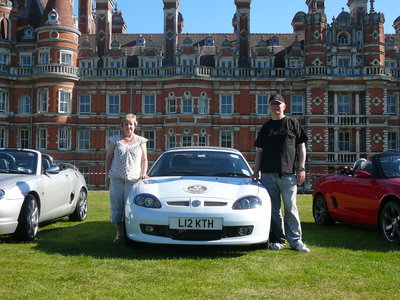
[139,224,253,241]
[166,201,228,207]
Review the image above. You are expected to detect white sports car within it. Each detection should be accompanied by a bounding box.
[0,148,88,240]
[125,147,271,246]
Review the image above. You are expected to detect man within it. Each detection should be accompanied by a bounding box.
[251,94,310,252]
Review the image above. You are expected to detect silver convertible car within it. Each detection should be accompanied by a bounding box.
[0,148,88,240]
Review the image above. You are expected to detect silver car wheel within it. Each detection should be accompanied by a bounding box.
[27,197,39,239]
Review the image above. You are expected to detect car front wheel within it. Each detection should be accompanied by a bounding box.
[69,189,88,221]
[14,194,39,240]
[313,194,335,226]
[380,200,400,244]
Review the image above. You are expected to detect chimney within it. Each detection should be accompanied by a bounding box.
[234,0,251,67]
[163,0,180,65]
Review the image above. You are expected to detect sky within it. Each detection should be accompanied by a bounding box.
[74,0,398,34]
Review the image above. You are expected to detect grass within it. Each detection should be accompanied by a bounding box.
[1,191,399,300]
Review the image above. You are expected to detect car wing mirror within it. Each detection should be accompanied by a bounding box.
[354,170,371,179]
[45,166,61,174]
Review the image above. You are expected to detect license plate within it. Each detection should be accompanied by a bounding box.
[169,217,223,230]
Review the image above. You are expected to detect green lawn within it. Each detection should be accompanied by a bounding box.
[1,192,399,300]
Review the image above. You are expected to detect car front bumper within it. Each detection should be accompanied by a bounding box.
[125,202,271,245]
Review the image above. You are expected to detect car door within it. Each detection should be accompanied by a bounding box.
[334,173,378,226]
[41,167,74,220]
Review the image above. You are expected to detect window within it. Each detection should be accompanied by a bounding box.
[108,94,120,114]
[291,95,303,115]
[19,95,31,114]
[59,90,71,113]
[289,59,303,68]
[387,95,397,115]
[37,128,47,149]
[181,98,193,114]
[256,95,269,115]
[78,166,90,185]
[39,52,49,64]
[80,60,92,68]
[198,135,207,146]
[198,98,208,114]
[220,95,233,115]
[38,89,48,112]
[78,129,90,150]
[20,54,32,66]
[58,127,71,150]
[220,131,233,148]
[0,53,9,65]
[339,131,350,151]
[167,135,176,149]
[0,127,8,147]
[0,90,8,112]
[167,98,176,114]
[79,94,91,114]
[338,95,351,114]
[338,58,350,67]
[144,94,156,115]
[270,36,279,46]
[106,129,119,147]
[256,60,269,68]
[109,59,121,68]
[388,132,398,151]
[19,129,29,148]
[337,33,349,45]
[60,52,72,65]
[144,60,156,68]
[143,130,155,150]
[182,135,192,147]
[182,58,194,66]
[220,60,233,68]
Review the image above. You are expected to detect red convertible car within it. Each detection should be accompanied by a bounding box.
[312,152,400,244]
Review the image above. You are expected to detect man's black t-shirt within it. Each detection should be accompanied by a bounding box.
[254,116,308,174]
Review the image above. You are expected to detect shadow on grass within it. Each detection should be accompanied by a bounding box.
[302,221,400,252]
[25,220,258,260]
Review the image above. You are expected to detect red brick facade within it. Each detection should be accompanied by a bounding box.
[0,0,399,190]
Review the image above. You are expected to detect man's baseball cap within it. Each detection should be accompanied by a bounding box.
[269,94,285,104]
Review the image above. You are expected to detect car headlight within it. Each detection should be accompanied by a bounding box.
[232,196,261,210]
[134,194,161,209]
[0,189,4,200]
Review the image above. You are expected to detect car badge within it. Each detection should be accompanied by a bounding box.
[184,184,208,194]
[191,200,201,207]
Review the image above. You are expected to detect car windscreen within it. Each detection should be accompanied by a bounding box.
[0,150,37,174]
[378,154,400,179]
[148,151,252,178]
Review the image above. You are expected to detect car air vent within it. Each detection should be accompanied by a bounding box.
[167,201,190,206]
[204,201,227,206]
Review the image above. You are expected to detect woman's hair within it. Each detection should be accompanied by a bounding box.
[121,114,138,127]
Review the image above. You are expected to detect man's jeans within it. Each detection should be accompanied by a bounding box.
[260,173,302,247]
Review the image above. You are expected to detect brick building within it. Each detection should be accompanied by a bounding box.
[0,0,399,190]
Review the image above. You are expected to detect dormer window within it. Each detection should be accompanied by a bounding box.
[22,26,35,40]
[136,35,146,47]
[270,36,279,46]
[337,32,350,45]
[47,9,60,25]
[204,36,214,46]
[220,59,233,68]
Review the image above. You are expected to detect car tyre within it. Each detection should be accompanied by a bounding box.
[14,194,39,240]
[313,194,335,226]
[69,189,88,221]
[380,200,400,244]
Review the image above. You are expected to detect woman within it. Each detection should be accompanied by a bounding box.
[105,114,148,243]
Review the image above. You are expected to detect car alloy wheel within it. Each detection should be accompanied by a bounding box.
[380,201,400,244]
[313,194,334,226]
[15,195,39,240]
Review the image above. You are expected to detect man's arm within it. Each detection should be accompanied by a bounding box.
[296,142,306,185]
[251,147,263,181]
